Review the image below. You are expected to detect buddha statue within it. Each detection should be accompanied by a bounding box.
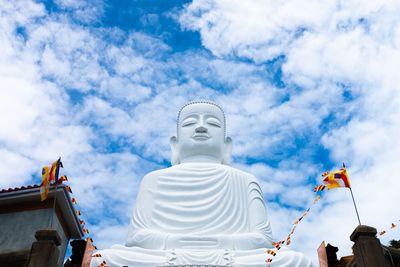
[91,101,313,267]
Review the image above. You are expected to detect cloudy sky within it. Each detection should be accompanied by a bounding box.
[1,0,400,264]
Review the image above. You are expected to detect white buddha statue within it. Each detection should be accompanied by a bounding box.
[91,101,312,267]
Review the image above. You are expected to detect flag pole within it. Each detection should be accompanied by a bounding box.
[349,187,362,225]
[49,158,62,229]
[343,162,362,225]
[50,181,59,229]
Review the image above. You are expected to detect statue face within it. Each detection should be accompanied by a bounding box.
[173,102,228,164]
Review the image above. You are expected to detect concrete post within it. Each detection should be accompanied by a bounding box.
[27,229,61,267]
[81,239,95,267]
[350,225,386,267]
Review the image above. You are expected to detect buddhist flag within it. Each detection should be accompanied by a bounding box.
[71,197,77,204]
[40,166,50,201]
[322,167,351,189]
[286,236,292,245]
[314,185,326,192]
[272,241,283,250]
[49,158,63,184]
[76,210,81,216]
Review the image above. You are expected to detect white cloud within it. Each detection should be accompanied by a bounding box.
[54,0,104,23]
[0,149,36,187]
[180,0,335,61]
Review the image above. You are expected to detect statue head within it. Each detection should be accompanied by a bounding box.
[170,100,232,165]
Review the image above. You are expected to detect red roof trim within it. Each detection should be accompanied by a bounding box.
[0,184,41,193]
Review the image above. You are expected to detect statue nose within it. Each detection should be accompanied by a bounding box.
[195,126,208,133]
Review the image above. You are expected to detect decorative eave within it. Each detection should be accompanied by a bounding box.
[0,184,84,239]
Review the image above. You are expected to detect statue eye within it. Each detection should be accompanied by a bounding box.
[182,118,197,127]
[206,117,221,127]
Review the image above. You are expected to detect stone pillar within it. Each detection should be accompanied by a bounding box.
[350,225,386,267]
[27,229,61,267]
[81,239,95,267]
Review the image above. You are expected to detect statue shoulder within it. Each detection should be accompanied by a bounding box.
[142,168,166,183]
[226,166,266,203]
[141,166,177,184]
[225,165,260,184]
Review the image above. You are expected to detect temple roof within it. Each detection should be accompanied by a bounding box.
[0,184,84,239]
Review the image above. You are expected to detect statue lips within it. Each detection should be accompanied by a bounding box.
[191,133,210,141]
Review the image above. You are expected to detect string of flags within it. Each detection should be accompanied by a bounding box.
[265,164,355,266]
[265,195,321,265]
[92,252,109,267]
[39,158,103,266]
[379,222,398,236]
[86,237,98,250]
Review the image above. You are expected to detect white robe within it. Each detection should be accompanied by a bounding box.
[91,163,312,267]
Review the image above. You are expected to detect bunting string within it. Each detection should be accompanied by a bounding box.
[265,194,321,265]
[265,164,397,266]
[91,253,109,267]
[49,167,103,264]
[378,222,398,236]
[62,180,95,245]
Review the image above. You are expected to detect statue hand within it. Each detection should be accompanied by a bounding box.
[215,234,234,249]
[166,234,223,249]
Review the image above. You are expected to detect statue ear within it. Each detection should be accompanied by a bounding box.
[170,136,180,165]
[222,136,232,165]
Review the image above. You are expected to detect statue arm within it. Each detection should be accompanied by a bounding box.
[125,172,170,250]
[230,176,274,250]
[126,228,170,250]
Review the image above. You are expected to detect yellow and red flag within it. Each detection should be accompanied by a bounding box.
[49,158,63,184]
[322,167,351,189]
[40,166,50,201]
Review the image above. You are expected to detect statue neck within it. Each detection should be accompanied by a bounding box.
[180,155,222,164]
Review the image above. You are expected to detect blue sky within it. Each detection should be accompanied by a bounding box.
[1,0,400,265]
